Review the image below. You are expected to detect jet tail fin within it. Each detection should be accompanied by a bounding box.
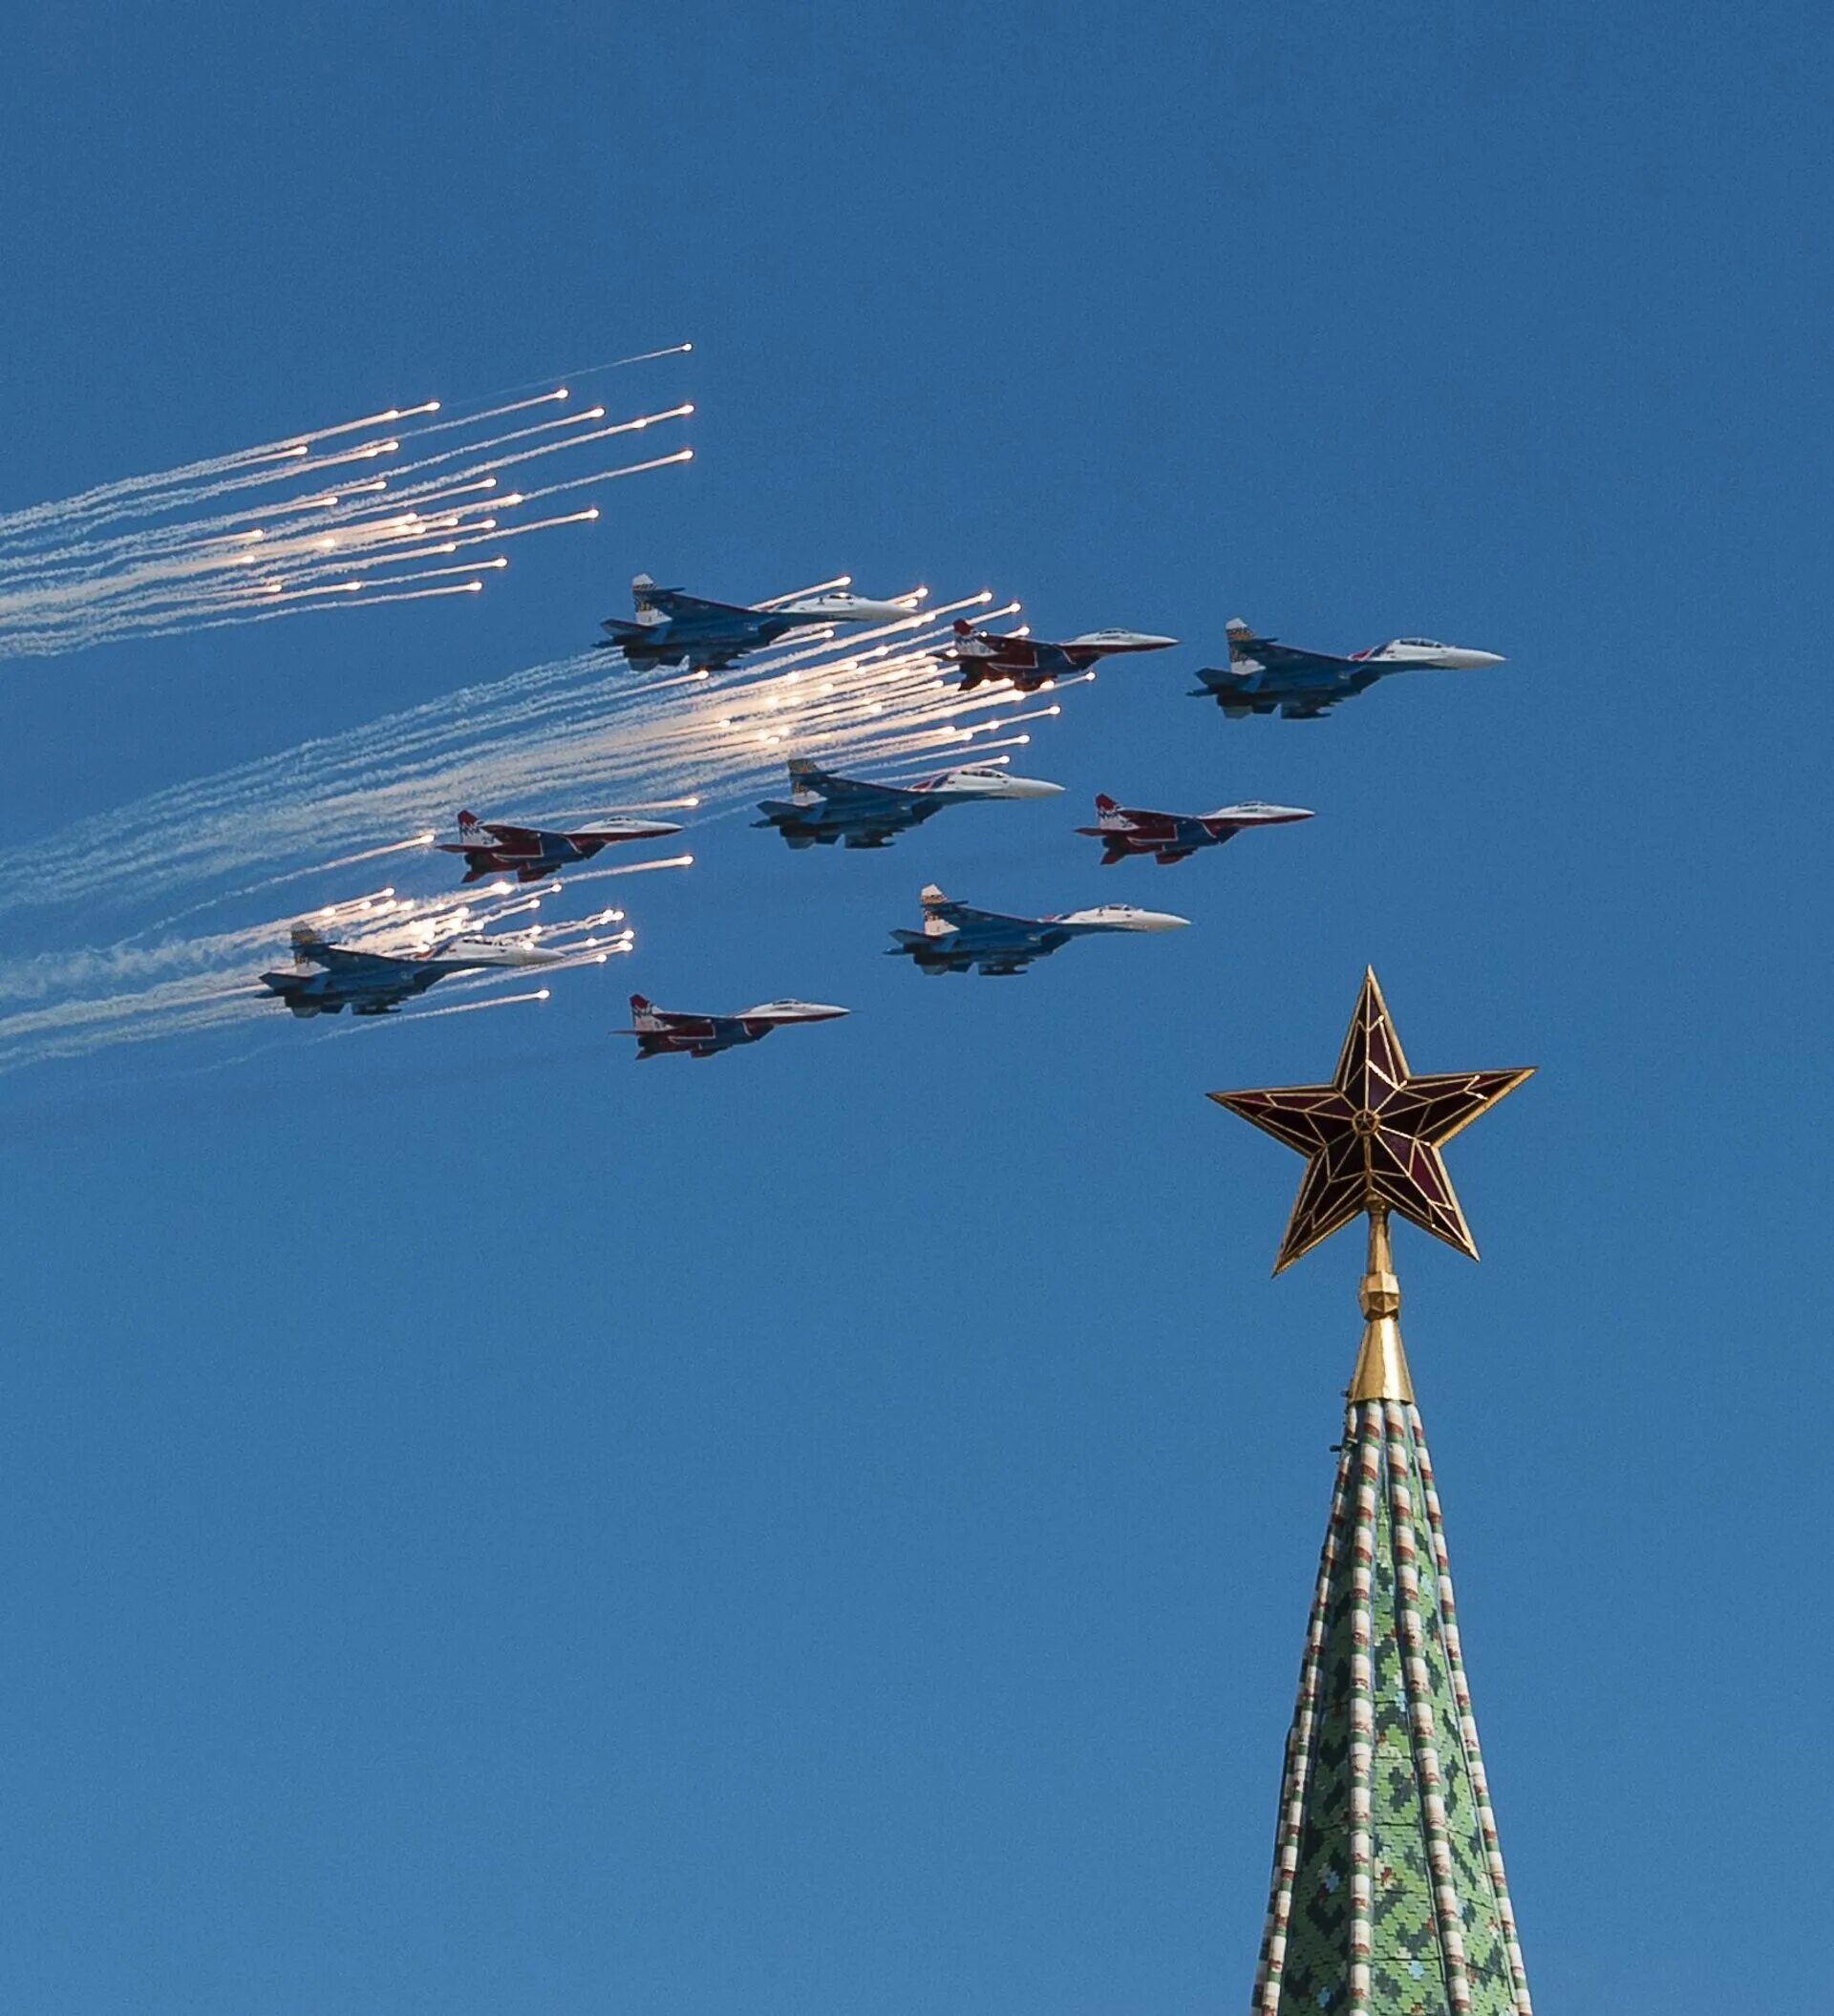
[289,923,328,964]
[629,573,674,626]
[917,884,961,938]
[628,992,664,1031]
[786,756,837,798]
[1226,617,1267,669]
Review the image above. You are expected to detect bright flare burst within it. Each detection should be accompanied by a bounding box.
[0,576,1083,1076]
[0,365,693,663]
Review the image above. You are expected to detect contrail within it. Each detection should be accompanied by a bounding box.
[486,343,693,398]
[551,854,695,884]
[0,384,693,663]
[0,877,648,1074]
[382,987,554,1023]
[0,577,1090,1077]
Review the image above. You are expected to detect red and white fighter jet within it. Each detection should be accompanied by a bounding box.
[437,809,684,884]
[1077,793,1314,866]
[939,617,1178,693]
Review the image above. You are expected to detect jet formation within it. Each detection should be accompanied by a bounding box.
[252,574,1502,1047]
[1192,618,1503,719]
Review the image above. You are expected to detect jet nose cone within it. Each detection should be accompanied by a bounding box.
[1131,910,1191,931]
[1000,775,1066,798]
[812,596,911,624]
[1072,629,1180,651]
[589,818,684,839]
[800,1004,851,1020]
[1445,647,1504,669]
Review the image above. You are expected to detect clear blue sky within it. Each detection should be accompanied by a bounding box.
[1,5,1828,2009]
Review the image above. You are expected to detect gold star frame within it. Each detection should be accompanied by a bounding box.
[1210,969,1532,1274]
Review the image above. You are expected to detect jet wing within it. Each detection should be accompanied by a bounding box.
[352,970,432,1007]
[645,589,755,621]
[1098,817,1210,859]
[661,1010,753,1051]
[1236,640,1357,676]
[928,898,1025,931]
[790,763,915,806]
[296,941,412,975]
[1098,807,1177,835]
[604,637,750,673]
[650,1009,723,1037]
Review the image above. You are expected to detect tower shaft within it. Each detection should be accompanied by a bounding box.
[1250,1225,1531,2014]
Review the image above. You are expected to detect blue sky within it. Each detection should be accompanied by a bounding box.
[0,4,1828,2008]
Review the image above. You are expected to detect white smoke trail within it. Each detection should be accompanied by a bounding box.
[0,585,1079,1076]
[0,382,692,661]
[0,602,993,917]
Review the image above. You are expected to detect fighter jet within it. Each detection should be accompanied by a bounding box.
[753,758,1063,851]
[595,574,912,672]
[1192,618,1504,720]
[437,808,684,884]
[1077,793,1315,866]
[259,923,561,1018]
[618,993,850,1059]
[886,883,1188,977]
[938,617,1178,693]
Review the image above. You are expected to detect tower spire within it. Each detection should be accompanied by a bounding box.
[1349,1207,1412,1404]
[1211,974,1536,2014]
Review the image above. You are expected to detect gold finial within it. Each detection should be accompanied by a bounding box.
[1348,1205,1413,1402]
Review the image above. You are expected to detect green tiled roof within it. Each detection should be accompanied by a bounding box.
[1250,1396,1532,2015]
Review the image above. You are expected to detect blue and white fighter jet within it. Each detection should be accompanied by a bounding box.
[886,883,1188,977]
[595,574,911,673]
[754,758,1063,851]
[1193,618,1504,719]
[259,923,560,1018]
